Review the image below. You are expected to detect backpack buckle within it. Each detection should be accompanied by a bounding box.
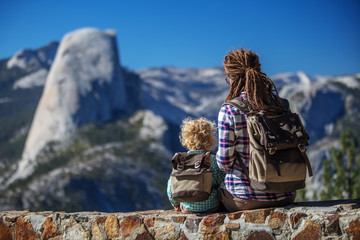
[269,148,277,155]
[177,163,185,171]
[194,161,201,169]
[298,144,306,153]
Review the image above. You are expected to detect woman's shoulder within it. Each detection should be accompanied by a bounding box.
[220,103,248,119]
[219,103,238,116]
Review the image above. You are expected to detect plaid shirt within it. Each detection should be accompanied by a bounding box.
[216,92,295,201]
[167,150,226,212]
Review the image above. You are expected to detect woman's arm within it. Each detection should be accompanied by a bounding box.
[216,105,236,173]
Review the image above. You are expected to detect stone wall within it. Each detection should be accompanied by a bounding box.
[0,200,359,240]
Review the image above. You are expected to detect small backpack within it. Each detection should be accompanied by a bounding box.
[224,97,313,193]
[170,151,213,202]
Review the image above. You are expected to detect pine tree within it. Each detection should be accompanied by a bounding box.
[320,129,360,200]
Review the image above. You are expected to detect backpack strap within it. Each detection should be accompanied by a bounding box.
[234,151,249,178]
[298,145,314,177]
[221,97,253,114]
[171,152,184,170]
[280,98,290,111]
[201,151,213,169]
[171,151,213,171]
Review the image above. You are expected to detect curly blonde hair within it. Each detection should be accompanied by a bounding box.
[179,117,217,151]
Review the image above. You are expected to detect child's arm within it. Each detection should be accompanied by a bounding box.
[211,154,226,186]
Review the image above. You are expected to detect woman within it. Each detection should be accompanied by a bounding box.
[216,49,296,212]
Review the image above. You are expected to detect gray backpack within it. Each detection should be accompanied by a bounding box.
[223,97,313,193]
[170,151,213,202]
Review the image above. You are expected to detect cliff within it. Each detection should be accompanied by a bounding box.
[8,28,128,184]
[1,200,359,240]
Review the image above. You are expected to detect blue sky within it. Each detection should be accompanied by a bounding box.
[0,0,359,76]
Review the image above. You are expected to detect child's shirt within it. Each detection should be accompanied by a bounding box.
[167,150,226,212]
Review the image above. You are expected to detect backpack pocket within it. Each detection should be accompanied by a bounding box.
[171,170,213,202]
[249,146,307,193]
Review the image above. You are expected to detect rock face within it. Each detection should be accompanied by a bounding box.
[138,67,228,125]
[7,41,59,71]
[9,28,128,183]
[274,71,345,143]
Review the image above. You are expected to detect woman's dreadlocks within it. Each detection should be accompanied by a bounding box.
[224,49,283,114]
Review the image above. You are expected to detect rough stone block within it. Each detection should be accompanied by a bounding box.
[144,217,154,228]
[171,216,186,224]
[292,220,321,240]
[135,231,154,240]
[48,236,60,240]
[200,213,226,233]
[345,219,360,240]
[244,209,272,224]
[203,230,230,240]
[96,217,106,225]
[5,217,17,223]
[179,232,188,240]
[104,214,120,239]
[14,217,40,240]
[225,223,240,231]
[120,215,142,238]
[184,217,202,233]
[42,217,57,239]
[268,211,288,229]
[227,211,243,220]
[245,230,275,240]
[0,220,12,240]
[62,217,90,240]
[290,212,307,229]
[325,213,341,236]
[91,221,107,240]
[151,218,180,240]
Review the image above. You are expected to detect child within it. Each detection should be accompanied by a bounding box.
[167,117,225,213]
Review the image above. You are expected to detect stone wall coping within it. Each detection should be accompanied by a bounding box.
[1,199,359,239]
